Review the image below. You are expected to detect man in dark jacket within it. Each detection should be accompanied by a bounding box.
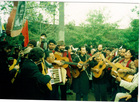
[14,47,51,99]
[0,41,16,99]
[72,46,91,101]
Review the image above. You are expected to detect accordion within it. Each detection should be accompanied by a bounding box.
[47,67,66,85]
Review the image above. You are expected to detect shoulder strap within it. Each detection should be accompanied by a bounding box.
[126,60,132,67]
[119,59,125,63]
[67,51,68,57]
[77,54,81,61]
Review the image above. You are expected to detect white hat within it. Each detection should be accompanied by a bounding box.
[23,47,32,54]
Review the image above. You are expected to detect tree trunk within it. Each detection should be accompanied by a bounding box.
[58,2,64,42]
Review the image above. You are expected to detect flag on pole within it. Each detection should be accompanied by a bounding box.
[21,20,29,47]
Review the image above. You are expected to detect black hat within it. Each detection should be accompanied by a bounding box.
[0,41,9,49]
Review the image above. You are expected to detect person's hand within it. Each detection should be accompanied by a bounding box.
[111,70,121,81]
[65,78,68,82]
[54,60,64,66]
[77,63,82,69]
[56,61,64,66]
[118,69,127,73]
[14,65,19,70]
[91,68,99,73]
[115,76,122,82]
[119,94,132,101]
[89,57,93,61]
[110,52,114,56]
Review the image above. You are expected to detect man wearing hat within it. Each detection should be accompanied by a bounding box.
[14,47,51,99]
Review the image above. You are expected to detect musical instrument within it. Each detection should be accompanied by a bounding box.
[9,58,18,71]
[8,53,21,83]
[47,67,66,85]
[72,60,90,78]
[100,54,134,82]
[54,53,99,78]
[54,54,70,68]
[72,53,98,78]
[8,58,20,83]
[41,58,52,91]
[6,1,25,37]
[111,63,134,82]
[92,61,106,78]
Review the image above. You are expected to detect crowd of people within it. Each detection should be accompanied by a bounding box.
[0,33,138,101]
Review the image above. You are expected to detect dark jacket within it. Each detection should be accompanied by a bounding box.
[0,51,16,99]
[14,58,51,99]
[72,54,90,94]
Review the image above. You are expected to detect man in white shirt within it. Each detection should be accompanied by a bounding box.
[114,72,138,102]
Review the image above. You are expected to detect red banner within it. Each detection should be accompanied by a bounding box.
[21,20,29,47]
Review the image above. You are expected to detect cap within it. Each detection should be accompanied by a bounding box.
[57,40,65,46]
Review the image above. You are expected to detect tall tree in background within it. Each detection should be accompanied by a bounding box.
[0,1,139,53]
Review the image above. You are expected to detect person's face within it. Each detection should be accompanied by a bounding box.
[28,44,34,48]
[90,45,93,48]
[81,47,86,55]
[95,56,102,63]
[47,53,55,63]
[4,47,11,55]
[98,45,103,51]
[106,50,111,55]
[40,35,46,42]
[120,49,126,57]
[59,45,65,52]
[124,50,132,59]
[20,50,25,58]
[48,43,56,50]
[134,59,138,68]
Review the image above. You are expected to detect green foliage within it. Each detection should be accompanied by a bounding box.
[131,6,139,15]
[124,19,139,53]
[1,2,139,54]
[65,9,139,53]
[0,1,13,14]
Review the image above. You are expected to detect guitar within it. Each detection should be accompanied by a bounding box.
[54,54,70,68]
[71,60,90,78]
[72,53,100,78]
[100,54,134,82]
[54,54,89,78]
[92,61,106,78]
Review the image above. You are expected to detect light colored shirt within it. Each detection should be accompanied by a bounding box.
[120,72,138,93]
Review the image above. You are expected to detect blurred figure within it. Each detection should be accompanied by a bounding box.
[91,48,96,55]
[28,39,37,48]
[14,47,51,99]
[37,33,47,50]
[47,39,56,52]
[0,41,17,99]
